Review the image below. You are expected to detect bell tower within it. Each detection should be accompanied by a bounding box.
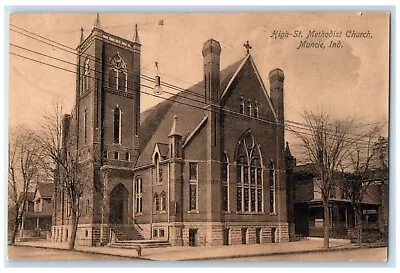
[76,16,141,167]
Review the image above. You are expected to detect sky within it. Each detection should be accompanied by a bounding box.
[8,12,390,159]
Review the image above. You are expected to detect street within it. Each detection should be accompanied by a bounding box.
[7,245,137,260]
[223,247,388,261]
[7,245,387,262]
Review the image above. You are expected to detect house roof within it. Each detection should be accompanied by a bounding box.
[35,183,54,199]
[136,57,245,167]
[26,192,34,202]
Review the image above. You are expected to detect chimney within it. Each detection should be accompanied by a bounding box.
[269,68,285,125]
[202,39,221,104]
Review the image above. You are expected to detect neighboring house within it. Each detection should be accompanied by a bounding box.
[19,183,54,239]
[285,143,386,240]
[53,15,290,247]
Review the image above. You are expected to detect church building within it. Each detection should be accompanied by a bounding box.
[52,15,290,247]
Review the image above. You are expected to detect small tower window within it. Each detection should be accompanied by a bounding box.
[114,107,121,144]
[239,97,244,114]
[247,100,252,116]
[254,102,259,118]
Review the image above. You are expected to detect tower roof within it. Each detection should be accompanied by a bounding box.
[94,13,102,30]
[80,27,85,44]
[168,115,182,137]
[133,24,140,43]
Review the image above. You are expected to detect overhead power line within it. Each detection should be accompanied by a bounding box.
[9,49,380,149]
[9,24,385,142]
[9,24,385,145]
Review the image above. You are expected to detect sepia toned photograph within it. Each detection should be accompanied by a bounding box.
[7,11,389,262]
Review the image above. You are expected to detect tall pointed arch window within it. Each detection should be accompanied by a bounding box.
[135,178,143,214]
[113,107,121,144]
[269,161,276,214]
[221,153,229,212]
[154,153,162,184]
[109,53,128,92]
[82,58,90,93]
[236,131,263,213]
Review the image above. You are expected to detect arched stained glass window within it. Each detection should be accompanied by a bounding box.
[109,53,128,92]
[235,131,263,213]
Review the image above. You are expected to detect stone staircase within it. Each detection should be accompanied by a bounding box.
[109,239,171,249]
[108,225,171,249]
[111,225,145,241]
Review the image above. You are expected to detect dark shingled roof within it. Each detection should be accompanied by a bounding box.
[137,57,246,167]
[36,183,54,199]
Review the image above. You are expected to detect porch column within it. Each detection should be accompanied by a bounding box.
[345,208,348,228]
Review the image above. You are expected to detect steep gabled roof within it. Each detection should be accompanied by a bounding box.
[35,183,54,199]
[136,58,245,167]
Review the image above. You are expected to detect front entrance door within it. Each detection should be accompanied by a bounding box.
[222,228,230,245]
[109,183,129,225]
[271,227,277,243]
[255,228,261,244]
[241,228,247,244]
[189,229,197,246]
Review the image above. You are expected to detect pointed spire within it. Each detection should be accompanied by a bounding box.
[285,141,294,159]
[94,13,102,29]
[133,23,140,43]
[169,115,182,137]
[80,27,85,44]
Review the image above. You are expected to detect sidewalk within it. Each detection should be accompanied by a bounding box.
[15,238,359,261]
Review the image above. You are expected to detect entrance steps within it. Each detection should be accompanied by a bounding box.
[110,225,145,241]
[109,239,171,249]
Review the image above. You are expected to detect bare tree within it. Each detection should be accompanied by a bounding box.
[36,98,91,250]
[8,127,43,245]
[339,125,383,246]
[292,111,353,249]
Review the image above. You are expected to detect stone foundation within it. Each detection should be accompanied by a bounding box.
[51,221,290,247]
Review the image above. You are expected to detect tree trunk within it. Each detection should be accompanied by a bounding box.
[68,211,78,250]
[355,207,363,246]
[10,211,20,245]
[323,200,330,249]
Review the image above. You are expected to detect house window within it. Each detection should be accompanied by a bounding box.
[114,107,121,144]
[103,150,108,159]
[161,192,167,212]
[189,162,198,211]
[135,178,143,214]
[159,229,165,237]
[269,161,276,214]
[239,97,244,114]
[236,132,263,213]
[125,152,130,161]
[153,229,158,238]
[114,151,119,160]
[222,153,229,212]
